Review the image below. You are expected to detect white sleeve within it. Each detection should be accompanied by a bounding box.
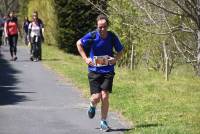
[28,23,32,29]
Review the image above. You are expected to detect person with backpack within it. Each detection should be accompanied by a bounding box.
[0,14,4,54]
[3,15,9,46]
[28,11,44,62]
[76,14,124,132]
[4,11,21,61]
[23,16,30,46]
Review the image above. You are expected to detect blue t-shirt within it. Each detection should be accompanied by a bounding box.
[81,31,123,73]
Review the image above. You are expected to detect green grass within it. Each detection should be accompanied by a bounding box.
[42,45,200,134]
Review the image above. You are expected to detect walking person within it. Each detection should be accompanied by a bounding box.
[76,14,124,132]
[4,11,21,61]
[0,14,4,54]
[23,16,30,45]
[28,11,44,61]
[3,15,8,46]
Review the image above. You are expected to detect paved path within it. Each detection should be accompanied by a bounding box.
[0,45,129,134]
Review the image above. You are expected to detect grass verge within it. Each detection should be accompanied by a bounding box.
[42,45,200,134]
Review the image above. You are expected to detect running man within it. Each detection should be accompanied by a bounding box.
[76,14,124,132]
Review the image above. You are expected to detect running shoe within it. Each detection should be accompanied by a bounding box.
[88,105,96,119]
[100,120,110,132]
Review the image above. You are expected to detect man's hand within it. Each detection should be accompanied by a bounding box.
[108,57,117,65]
[85,58,95,66]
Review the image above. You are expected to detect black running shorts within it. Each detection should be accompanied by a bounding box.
[88,71,115,95]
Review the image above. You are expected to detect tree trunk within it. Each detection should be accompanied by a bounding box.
[1,0,18,14]
[197,31,200,75]
[130,43,134,70]
[163,41,169,81]
[197,0,200,76]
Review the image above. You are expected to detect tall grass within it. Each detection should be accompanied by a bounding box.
[42,45,200,134]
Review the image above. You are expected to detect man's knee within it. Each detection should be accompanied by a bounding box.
[101,90,109,101]
[91,93,101,103]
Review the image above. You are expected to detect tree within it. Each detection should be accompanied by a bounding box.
[55,0,106,54]
[88,0,198,79]
[28,0,58,46]
[137,0,200,76]
[105,0,140,68]
[0,0,19,15]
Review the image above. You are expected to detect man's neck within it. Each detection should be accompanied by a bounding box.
[100,31,108,39]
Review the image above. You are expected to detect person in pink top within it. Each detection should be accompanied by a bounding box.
[4,11,21,61]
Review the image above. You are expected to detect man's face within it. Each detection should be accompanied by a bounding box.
[97,19,108,37]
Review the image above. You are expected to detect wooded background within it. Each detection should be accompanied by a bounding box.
[1,0,199,80]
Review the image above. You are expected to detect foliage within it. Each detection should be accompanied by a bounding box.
[106,0,200,79]
[28,0,58,46]
[42,44,200,134]
[54,0,104,54]
[18,0,29,22]
[0,0,19,15]
[107,0,140,68]
[134,0,199,75]
[107,0,165,71]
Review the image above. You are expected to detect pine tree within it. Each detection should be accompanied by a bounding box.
[55,0,106,54]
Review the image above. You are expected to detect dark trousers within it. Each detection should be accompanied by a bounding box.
[0,30,3,46]
[8,34,18,57]
[31,36,42,59]
[24,33,29,45]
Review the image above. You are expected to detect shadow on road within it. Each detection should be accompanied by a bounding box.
[108,128,133,132]
[0,54,29,105]
[135,123,163,128]
[106,123,163,133]
[95,127,133,133]
[41,58,61,61]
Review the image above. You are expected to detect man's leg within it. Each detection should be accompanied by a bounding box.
[88,72,102,118]
[91,93,101,106]
[101,90,109,120]
[100,90,110,131]
[88,93,101,119]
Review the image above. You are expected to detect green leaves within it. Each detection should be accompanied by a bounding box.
[55,0,100,54]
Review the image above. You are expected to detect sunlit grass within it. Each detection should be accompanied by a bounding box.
[42,45,200,134]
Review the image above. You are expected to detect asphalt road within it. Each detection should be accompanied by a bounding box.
[0,45,130,134]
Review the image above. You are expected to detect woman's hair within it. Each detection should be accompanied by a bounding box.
[8,11,14,17]
[33,11,38,16]
[24,16,29,20]
[96,14,109,26]
[32,11,38,20]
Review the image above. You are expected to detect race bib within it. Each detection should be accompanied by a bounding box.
[94,55,114,67]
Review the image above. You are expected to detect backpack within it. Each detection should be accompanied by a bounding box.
[84,30,116,56]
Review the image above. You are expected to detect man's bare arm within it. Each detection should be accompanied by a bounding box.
[76,40,94,66]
